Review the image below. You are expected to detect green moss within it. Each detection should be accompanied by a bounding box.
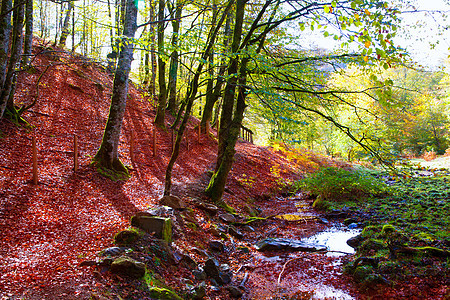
[95,164,130,181]
[312,195,330,210]
[353,265,374,283]
[148,287,182,300]
[361,225,382,238]
[381,224,396,235]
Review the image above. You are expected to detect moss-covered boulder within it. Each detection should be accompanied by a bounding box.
[114,229,141,245]
[131,215,172,243]
[110,256,145,278]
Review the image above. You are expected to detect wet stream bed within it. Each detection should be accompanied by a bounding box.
[238,194,362,299]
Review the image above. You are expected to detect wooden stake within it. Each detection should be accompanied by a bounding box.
[153,127,157,157]
[74,134,78,171]
[32,136,38,185]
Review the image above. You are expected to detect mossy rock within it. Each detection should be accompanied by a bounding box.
[353,265,374,283]
[114,229,141,245]
[378,260,402,274]
[110,256,145,278]
[148,287,182,300]
[359,238,387,255]
[381,224,396,235]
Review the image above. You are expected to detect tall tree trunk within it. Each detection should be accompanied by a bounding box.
[22,0,33,66]
[164,0,234,196]
[93,0,138,177]
[166,0,182,114]
[200,10,231,133]
[58,1,73,47]
[0,0,12,118]
[205,0,246,201]
[148,0,157,97]
[1,0,24,120]
[154,0,166,127]
[206,57,248,202]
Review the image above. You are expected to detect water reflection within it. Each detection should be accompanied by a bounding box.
[302,225,361,256]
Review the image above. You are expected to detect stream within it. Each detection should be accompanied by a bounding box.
[243,195,361,300]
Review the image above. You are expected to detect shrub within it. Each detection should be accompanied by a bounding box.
[295,167,387,201]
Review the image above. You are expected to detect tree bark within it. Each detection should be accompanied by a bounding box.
[149,0,157,97]
[0,0,12,118]
[93,0,138,177]
[153,0,166,127]
[58,1,73,48]
[1,0,24,120]
[166,0,182,114]
[200,10,231,133]
[22,0,33,66]
[205,0,246,202]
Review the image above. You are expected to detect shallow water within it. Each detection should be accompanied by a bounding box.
[302,225,361,256]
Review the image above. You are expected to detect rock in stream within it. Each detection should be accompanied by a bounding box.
[255,237,327,252]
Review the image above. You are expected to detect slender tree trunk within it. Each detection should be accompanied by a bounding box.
[93,0,138,177]
[59,1,73,47]
[154,0,166,126]
[206,56,248,202]
[0,0,12,118]
[164,0,234,196]
[1,0,24,120]
[148,0,157,97]
[22,0,33,66]
[205,0,246,201]
[200,10,231,133]
[166,0,182,114]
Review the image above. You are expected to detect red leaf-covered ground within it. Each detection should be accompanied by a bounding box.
[0,42,319,299]
[1,42,447,299]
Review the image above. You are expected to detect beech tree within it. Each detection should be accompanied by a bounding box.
[93,0,138,177]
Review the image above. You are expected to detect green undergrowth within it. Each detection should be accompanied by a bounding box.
[313,165,450,288]
[295,166,387,203]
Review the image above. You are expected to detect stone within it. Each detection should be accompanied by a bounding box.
[226,285,243,298]
[110,256,145,278]
[146,206,174,217]
[131,215,172,243]
[208,240,225,252]
[181,253,197,269]
[348,223,359,229]
[193,268,207,280]
[219,212,236,223]
[192,282,207,299]
[204,258,232,285]
[98,247,131,257]
[194,200,219,214]
[255,238,326,252]
[228,225,243,239]
[204,258,221,282]
[114,229,140,245]
[159,195,186,210]
[346,234,364,248]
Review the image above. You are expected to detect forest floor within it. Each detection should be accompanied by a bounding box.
[0,42,448,299]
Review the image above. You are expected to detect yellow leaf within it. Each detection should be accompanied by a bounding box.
[364,9,371,15]
[363,56,369,62]
[364,40,371,48]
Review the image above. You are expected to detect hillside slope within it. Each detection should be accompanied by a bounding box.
[0,42,334,298]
